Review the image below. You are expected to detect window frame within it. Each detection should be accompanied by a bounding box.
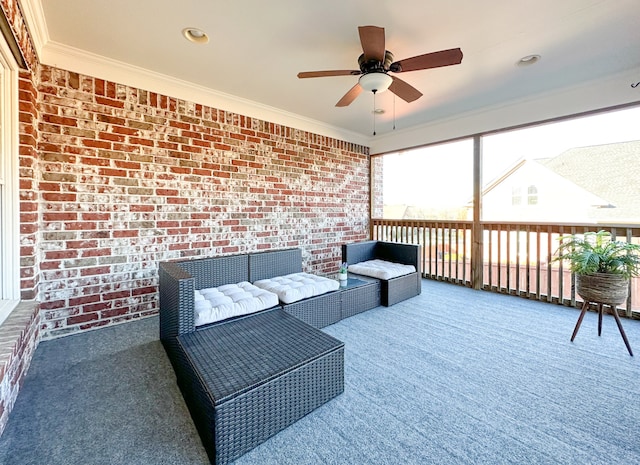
[527,185,538,205]
[512,186,522,206]
[0,33,22,324]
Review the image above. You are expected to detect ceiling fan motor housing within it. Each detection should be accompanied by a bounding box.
[358,51,395,74]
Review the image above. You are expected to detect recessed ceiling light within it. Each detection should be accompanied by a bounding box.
[517,54,541,66]
[182,27,209,44]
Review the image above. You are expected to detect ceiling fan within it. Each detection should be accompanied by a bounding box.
[297,26,463,107]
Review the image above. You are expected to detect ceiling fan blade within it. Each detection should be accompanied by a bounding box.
[389,76,423,103]
[336,83,363,107]
[297,70,360,79]
[358,26,385,62]
[391,48,463,73]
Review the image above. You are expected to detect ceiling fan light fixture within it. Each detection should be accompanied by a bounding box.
[359,72,393,93]
[182,27,209,44]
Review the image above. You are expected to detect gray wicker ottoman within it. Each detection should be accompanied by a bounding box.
[173,308,344,465]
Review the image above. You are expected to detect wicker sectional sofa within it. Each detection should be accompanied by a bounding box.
[158,243,420,464]
[159,249,346,465]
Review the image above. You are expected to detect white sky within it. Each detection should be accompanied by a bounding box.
[383,105,640,207]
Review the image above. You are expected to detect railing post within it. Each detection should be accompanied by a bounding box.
[471,135,483,290]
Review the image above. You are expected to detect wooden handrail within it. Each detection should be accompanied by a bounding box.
[371,219,640,316]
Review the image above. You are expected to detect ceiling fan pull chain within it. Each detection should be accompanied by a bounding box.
[372,90,377,136]
[393,95,396,131]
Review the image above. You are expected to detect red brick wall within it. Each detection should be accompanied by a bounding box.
[33,66,371,338]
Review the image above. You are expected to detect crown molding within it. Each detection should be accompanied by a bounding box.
[37,40,369,147]
[19,0,369,146]
[370,66,640,155]
[17,0,48,59]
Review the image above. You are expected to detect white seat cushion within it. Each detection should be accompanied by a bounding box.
[253,272,340,304]
[194,281,279,326]
[348,259,416,280]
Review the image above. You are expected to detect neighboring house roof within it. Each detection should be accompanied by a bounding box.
[541,140,640,221]
[481,159,527,197]
[472,158,609,210]
[389,140,640,222]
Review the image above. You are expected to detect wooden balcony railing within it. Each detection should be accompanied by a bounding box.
[371,219,640,317]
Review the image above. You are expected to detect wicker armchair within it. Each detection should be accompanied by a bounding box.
[342,240,422,306]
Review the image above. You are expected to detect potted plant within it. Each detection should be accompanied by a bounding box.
[338,262,348,282]
[554,229,640,304]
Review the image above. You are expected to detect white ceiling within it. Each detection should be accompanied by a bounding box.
[23,0,640,150]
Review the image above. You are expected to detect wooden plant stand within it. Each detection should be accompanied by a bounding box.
[571,300,633,356]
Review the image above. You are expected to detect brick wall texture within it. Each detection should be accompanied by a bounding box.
[31,66,370,338]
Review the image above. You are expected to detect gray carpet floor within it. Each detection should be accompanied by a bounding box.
[1,279,639,465]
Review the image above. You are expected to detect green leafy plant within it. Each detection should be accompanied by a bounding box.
[554,230,640,279]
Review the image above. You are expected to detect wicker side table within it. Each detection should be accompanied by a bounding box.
[339,277,381,319]
[282,291,342,328]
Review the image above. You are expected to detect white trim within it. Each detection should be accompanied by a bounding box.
[17,0,48,60]
[39,40,370,147]
[0,28,21,303]
[0,300,19,327]
[370,66,640,154]
[37,39,640,154]
[22,1,368,145]
[19,0,640,153]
